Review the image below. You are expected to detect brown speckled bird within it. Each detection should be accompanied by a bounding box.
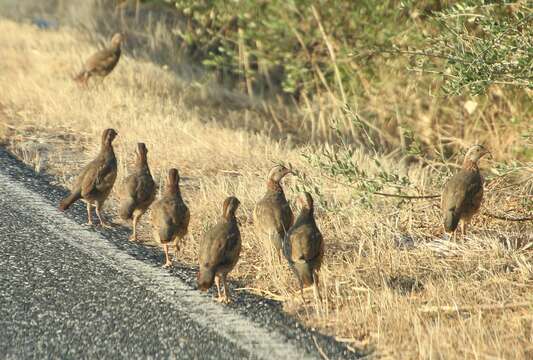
[253,165,294,258]
[74,33,124,86]
[119,143,156,241]
[197,197,241,303]
[284,192,324,301]
[151,168,190,268]
[59,129,118,227]
[442,145,491,238]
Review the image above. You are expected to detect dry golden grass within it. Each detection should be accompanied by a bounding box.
[1,19,532,359]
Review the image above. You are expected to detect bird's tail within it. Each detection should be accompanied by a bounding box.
[293,261,314,288]
[197,267,215,291]
[59,190,82,211]
[443,209,460,232]
[119,198,135,220]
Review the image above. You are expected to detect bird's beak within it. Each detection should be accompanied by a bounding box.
[485,150,492,159]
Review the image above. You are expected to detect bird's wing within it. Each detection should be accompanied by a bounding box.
[280,200,294,231]
[134,174,156,204]
[288,224,316,261]
[442,171,482,213]
[199,222,231,267]
[122,173,139,199]
[80,157,116,197]
[442,174,467,211]
[84,48,118,72]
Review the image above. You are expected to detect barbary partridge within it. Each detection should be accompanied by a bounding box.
[197,197,241,303]
[74,33,124,86]
[59,128,118,227]
[253,165,294,258]
[441,144,491,237]
[151,168,190,268]
[119,143,156,241]
[284,192,324,301]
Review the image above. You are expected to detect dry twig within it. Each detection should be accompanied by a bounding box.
[419,302,532,314]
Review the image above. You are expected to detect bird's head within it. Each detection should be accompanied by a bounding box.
[102,128,118,146]
[464,144,491,163]
[166,168,180,193]
[297,192,314,211]
[197,265,214,291]
[135,142,148,162]
[222,196,240,220]
[267,164,293,183]
[111,33,124,47]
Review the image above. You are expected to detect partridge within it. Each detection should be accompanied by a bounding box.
[59,128,118,227]
[441,145,490,237]
[119,143,156,241]
[74,33,124,86]
[197,197,241,303]
[253,165,294,257]
[151,168,190,268]
[284,192,324,301]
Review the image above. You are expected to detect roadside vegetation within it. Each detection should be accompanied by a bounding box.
[0,0,531,358]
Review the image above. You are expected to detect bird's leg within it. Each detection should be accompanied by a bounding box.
[313,272,323,303]
[129,213,140,241]
[215,275,223,302]
[299,278,306,304]
[313,284,320,316]
[95,201,111,228]
[86,202,94,226]
[461,221,468,239]
[173,238,180,263]
[162,243,172,268]
[278,248,285,263]
[221,274,231,304]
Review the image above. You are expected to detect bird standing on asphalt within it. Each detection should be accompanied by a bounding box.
[119,143,156,241]
[74,33,124,86]
[284,192,324,302]
[59,128,118,227]
[441,144,491,238]
[197,196,241,303]
[253,165,294,259]
[151,168,190,268]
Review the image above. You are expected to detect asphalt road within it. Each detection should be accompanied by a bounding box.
[0,148,362,359]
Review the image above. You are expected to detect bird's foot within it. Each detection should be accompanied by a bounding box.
[85,221,94,226]
[128,235,137,242]
[216,296,231,304]
[99,221,114,229]
[162,261,173,269]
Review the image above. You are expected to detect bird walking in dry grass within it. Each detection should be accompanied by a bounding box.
[119,143,156,241]
[284,192,324,302]
[197,197,241,303]
[74,33,124,86]
[442,144,491,238]
[253,165,294,258]
[151,168,190,268]
[59,128,118,227]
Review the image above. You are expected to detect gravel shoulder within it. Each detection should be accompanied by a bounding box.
[0,147,363,359]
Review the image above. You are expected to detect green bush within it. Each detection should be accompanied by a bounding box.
[162,1,531,98]
[409,1,532,95]
[163,0,426,97]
